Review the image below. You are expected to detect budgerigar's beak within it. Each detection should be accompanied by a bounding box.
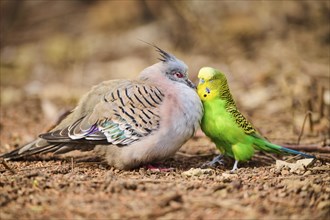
[186,78,197,89]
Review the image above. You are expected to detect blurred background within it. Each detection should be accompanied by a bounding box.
[0,1,329,148]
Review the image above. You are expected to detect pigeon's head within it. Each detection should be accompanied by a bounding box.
[140,46,196,89]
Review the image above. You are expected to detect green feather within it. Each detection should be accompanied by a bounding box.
[197,67,315,171]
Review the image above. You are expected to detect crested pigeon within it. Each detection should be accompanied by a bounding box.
[1,47,203,170]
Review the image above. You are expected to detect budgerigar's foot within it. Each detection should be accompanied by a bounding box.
[229,160,239,173]
[201,155,225,168]
[145,164,174,172]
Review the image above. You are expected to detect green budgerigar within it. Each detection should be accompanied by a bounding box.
[197,67,315,171]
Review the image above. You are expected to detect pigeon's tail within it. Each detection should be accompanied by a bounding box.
[0,138,95,161]
[1,139,61,160]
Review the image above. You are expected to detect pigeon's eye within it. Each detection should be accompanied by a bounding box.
[174,72,184,78]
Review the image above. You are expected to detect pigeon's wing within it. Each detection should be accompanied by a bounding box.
[0,81,165,160]
[40,82,165,146]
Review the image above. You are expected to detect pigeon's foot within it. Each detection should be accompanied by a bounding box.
[145,163,174,172]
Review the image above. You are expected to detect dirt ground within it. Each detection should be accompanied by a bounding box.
[1,1,330,220]
[0,97,329,220]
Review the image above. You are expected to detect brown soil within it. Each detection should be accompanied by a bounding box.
[0,100,329,220]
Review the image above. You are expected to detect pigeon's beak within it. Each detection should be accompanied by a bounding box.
[186,78,197,89]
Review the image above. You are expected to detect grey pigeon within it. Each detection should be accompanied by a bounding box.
[1,47,203,169]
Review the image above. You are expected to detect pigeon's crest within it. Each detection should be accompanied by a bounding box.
[138,40,177,63]
[154,46,176,63]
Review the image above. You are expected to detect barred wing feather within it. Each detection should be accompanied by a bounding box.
[40,83,164,146]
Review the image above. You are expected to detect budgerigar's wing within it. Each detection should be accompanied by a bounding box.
[40,82,165,146]
[226,106,257,135]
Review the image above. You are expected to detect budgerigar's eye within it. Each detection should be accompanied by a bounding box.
[174,72,184,78]
[199,79,205,84]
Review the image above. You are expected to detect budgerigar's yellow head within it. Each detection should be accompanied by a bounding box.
[197,67,227,101]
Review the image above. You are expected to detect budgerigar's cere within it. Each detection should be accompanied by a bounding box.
[1,47,203,170]
[197,67,315,171]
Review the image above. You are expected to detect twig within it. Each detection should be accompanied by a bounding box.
[313,154,330,162]
[311,166,330,171]
[307,100,314,133]
[319,86,325,118]
[256,152,279,161]
[282,144,330,153]
[71,157,74,172]
[284,154,303,163]
[1,159,16,174]
[297,111,313,145]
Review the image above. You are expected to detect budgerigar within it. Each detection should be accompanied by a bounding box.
[1,47,203,170]
[197,67,315,172]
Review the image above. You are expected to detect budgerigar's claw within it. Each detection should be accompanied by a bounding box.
[201,155,225,168]
[230,160,239,173]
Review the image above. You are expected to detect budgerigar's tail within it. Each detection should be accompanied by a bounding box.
[254,137,315,158]
[265,141,315,158]
[277,145,315,158]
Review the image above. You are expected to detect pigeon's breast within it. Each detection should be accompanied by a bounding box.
[100,82,203,169]
[151,82,203,155]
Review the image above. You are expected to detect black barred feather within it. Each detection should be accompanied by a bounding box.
[1,81,165,161]
[216,75,256,135]
[42,83,164,146]
[227,107,256,134]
